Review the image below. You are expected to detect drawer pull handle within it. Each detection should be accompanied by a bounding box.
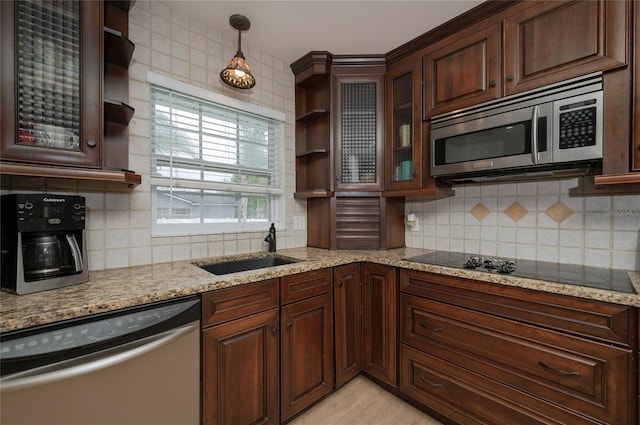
[419,323,443,332]
[538,361,580,377]
[419,375,442,388]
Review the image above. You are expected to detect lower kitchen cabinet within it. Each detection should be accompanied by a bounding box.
[399,269,636,425]
[334,263,363,387]
[202,309,280,425]
[281,292,334,421]
[362,263,397,386]
[201,279,280,425]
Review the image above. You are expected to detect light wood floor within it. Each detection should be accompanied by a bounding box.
[288,376,444,425]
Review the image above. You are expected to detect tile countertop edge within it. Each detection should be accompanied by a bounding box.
[1,247,638,334]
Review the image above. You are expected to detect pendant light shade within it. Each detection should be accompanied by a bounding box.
[220,15,255,89]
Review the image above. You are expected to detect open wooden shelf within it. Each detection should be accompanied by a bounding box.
[104,99,135,125]
[296,109,330,123]
[104,27,135,68]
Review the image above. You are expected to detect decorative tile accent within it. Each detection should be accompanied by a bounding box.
[545,201,574,223]
[470,202,491,222]
[504,202,528,222]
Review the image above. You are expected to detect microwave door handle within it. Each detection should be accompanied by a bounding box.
[65,234,83,273]
[531,105,539,164]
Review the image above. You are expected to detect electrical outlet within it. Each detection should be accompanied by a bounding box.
[294,215,305,230]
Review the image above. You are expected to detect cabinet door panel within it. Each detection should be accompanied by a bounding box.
[362,263,397,385]
[334,263,362,387]
[0,0,102,167]
[504,0,628,95]
[333,74,384,191]
[423,22,501,118]
[281,293,334,421]
[202,309,279,425]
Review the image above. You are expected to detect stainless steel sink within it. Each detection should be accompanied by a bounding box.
[198,255,299,275]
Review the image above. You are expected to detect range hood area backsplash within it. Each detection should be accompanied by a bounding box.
[404,176,639,271]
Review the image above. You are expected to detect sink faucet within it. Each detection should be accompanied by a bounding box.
[264,223,276,252]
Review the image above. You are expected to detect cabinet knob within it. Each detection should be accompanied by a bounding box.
[338,281,343,287]
[336,176,340,181]
[489,79,496,87]
[86,138,97,148]
[412,171,418,178]
[286,322,292,329]
[506,73,514,82]
[271,327,277,335]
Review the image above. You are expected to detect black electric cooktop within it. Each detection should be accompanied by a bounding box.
[405,251,636,295]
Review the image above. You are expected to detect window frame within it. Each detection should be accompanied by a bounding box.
[147,71,286,236]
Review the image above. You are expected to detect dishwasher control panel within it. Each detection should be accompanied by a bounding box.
[1,297,200,362]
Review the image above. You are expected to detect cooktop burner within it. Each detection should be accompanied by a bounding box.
[405,251,636,294]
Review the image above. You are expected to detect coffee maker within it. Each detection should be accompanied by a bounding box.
[1,194,89,295]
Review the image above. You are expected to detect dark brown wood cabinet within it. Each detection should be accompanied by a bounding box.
[291,54,405,250]
[420,0,629,120]
[334,263,362,388]
[362,263,397,386]
[384,53,454,198]
[0,0,140,186]
[292,52,333,200]
[399,269,636,425]
[202,310,279,425]
[281,292,334,422]
[503,0,629,96]
[1,0,102,168]
[201,279,280,425]
[422,21,502,119]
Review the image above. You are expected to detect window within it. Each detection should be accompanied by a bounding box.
[148,72,285,236]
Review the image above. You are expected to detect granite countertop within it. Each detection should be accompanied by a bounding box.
[1,247,639,334]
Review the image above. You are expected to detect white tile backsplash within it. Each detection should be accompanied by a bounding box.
[406,177,640,270]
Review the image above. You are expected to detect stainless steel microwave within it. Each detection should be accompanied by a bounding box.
[430,72,603,183]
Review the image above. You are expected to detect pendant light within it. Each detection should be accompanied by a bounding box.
[220,14,256,89]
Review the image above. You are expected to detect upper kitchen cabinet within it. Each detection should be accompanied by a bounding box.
[420,0,629,120]
[0,0,140,186]
[292,52,333,199]
[503,0,629,96]
[332,62,385,192]
[292,53,405,250]
[422,22,502,119]
[1,0,102,167]
[385,54,454,199]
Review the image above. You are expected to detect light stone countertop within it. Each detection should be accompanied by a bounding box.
[1,247,639,334]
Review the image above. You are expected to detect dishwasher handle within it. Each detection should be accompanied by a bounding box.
[1,322,198,392]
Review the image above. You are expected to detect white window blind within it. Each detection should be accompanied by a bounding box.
[149,76,285,236]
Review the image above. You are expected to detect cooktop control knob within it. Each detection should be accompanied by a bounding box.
[498,260,516,274]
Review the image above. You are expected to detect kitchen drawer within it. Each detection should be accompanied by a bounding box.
[400,345,567,425]
[280,268,332,304]
[400,269,634,346]
[202,279,279,327]
[401,294,633,425]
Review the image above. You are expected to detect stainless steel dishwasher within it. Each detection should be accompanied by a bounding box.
[0,296,201,425]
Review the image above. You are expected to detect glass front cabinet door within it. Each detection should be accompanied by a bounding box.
[333,72,385,192]
[385,55,422,191]
[1,0,102,168]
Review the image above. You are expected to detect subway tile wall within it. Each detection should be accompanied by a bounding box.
[2,1,306,271]
[405,178,640,270]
